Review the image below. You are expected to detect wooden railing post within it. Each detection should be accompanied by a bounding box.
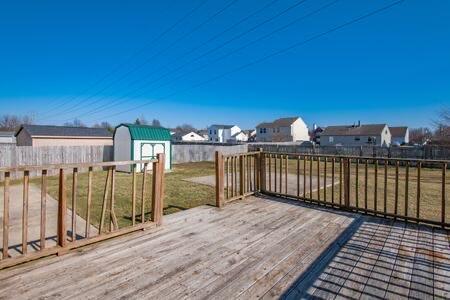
[151,153,165,225]
[215,151,224,207]
[343,158,350,209]
[57,168,67,249]
[258,148,265,192]
[239,155,245,197]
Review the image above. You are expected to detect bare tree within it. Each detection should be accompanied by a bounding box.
[0,114,34,130]
[93,121,114,133]
[174,123,196,134]
[151,119,161,127]
[409,127,432,145]
[432,107,450,144]
[64,118,86,127]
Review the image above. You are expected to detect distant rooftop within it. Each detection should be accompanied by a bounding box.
[321,124,387,136]
[389,126,408,137]
[16,125,112,138]
[209,124,235,129]
[256,117,299,128]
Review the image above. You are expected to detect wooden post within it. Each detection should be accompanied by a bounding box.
[215,151,224,207]
[22,170,29,255]
[257,148,263,191]
[151,153,165,225]
[442,163,447,227]
[57,169,67,248]
[239,155,244,197]
[2,172,10,258]
[40,170,47,249]
[85,167,92,238]
[141,163,148,224]
[343,158,350,209]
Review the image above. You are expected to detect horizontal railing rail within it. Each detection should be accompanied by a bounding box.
[0,155,165,269]
[215,151,449,228]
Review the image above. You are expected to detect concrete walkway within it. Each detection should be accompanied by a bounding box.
[185,172,338,196]
[0,184,97,258]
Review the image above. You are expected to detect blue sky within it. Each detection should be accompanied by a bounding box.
[0,0,449,129]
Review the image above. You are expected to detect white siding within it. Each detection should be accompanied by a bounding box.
[114,126,131,172]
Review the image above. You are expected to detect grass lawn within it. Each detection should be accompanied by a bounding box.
[265,157,449,223]
[29,162,216,229]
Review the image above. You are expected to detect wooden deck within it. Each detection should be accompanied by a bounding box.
[0,195,448,299]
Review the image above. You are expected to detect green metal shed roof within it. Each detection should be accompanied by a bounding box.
[118,124,172,141]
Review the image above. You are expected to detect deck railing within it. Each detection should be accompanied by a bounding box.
[0,154,165,269]
[216,151,449,228]
[215,151,261,207]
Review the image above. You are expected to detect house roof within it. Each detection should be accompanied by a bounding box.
[118,124,171,141]
[256,117,298,128]
[321,124,387,136]
[0,131,15,137]
[209,124,235,129]
[389,126,408,137]
[16,125,112,138]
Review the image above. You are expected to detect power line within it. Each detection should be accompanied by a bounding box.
[58,0,312,121]
[38,0,209,119]
[43,0,239,120]
[93,0,404,122]
[58,0,282,120]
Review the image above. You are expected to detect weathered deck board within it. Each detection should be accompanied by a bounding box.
[0,195,448,300]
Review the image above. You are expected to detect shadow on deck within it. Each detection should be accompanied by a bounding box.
[0,195,448,299]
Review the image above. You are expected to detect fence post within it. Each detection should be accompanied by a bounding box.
[215,151,224,207]
[151,153,165,225]
[57,168,67,249]
[343,158,350,209]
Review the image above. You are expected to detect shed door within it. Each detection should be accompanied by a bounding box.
[140,143,165,160]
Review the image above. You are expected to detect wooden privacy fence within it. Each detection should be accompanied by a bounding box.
[215,151,449,228]
[0,154,165,270]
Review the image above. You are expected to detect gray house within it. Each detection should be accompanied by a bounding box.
[390,126,409,145]
[320,123,391,147]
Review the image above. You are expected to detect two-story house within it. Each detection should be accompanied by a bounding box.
[389,126,409,145]
[320,123,391,147]
[207,124,242,143]
[255,117,309,142]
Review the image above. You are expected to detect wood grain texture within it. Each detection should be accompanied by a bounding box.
[0,195,447,299]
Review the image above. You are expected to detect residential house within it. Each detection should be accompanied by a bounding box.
[230,131,248,142]
[0,131,16,144]
[310,124,324,144]
[256,117,309,142]
[320,123,391,147]
[389,126,409,145]
[172,131,207,142]
[207,125,242,143]
[197,129,209,140]
[15,125,113,146]
[243,129,256,142]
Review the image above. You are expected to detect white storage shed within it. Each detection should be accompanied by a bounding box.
[114,124,172,172]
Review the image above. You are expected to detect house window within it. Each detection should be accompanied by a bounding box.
[259,128,263,134]
[215,138,218,141]
[214,130,217,134]
[210,137,212,141]
[277,128,280,133]
[329,136,334,143]
[355,137,360,141]
[273,128,275,133]
[209,130,212,134]
[263,128,267,133]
